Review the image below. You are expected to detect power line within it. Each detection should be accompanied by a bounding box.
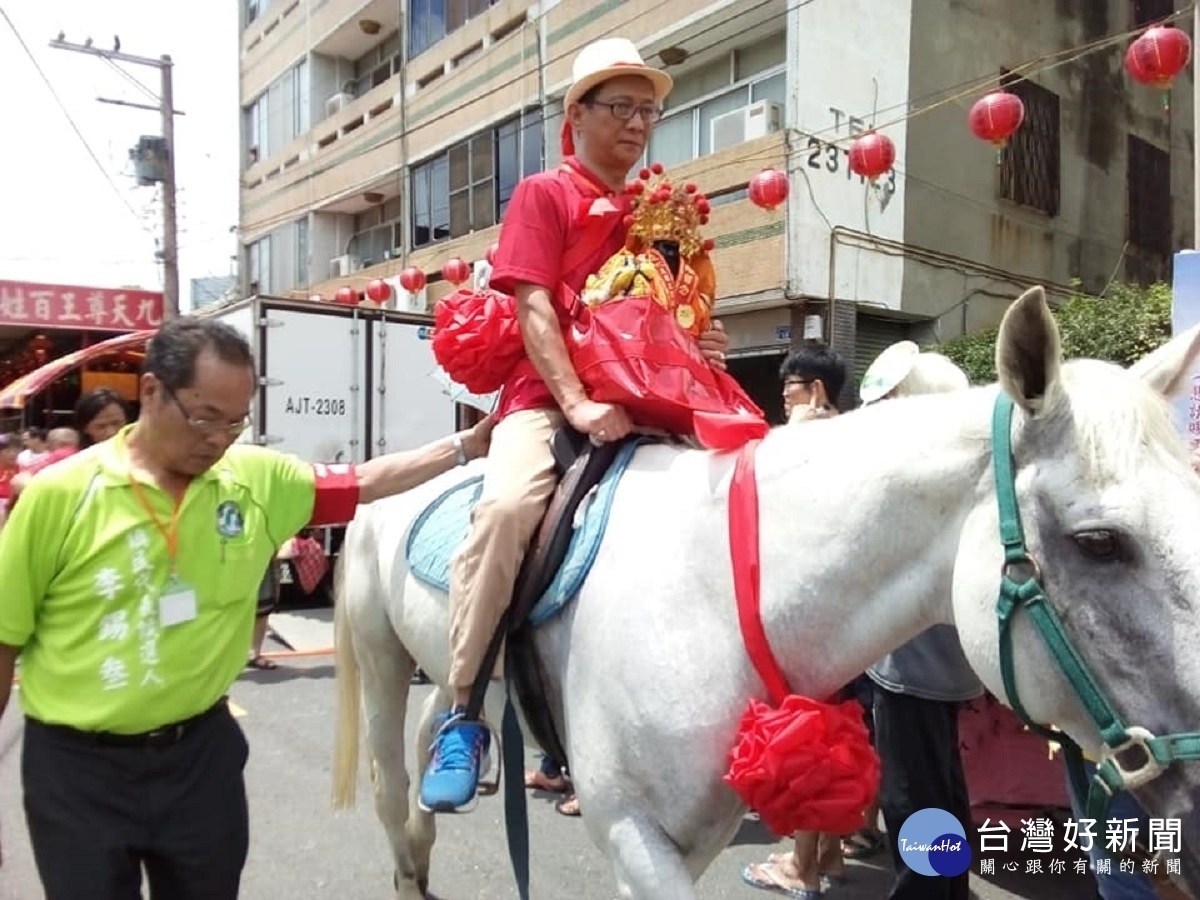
[0,4,155,237]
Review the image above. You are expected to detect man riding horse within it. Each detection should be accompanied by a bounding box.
[419,38,733,813]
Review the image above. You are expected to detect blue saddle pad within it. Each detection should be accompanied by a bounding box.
[405,439,643,627]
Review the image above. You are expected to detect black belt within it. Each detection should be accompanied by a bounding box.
[27,699,228,749]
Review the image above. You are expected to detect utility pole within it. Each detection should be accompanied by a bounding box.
[49,38,181,319]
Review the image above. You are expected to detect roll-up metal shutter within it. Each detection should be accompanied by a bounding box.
[853,313,912,390]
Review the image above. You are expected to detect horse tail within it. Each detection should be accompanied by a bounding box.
[331,542,361,810]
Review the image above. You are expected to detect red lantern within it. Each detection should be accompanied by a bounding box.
[847,132,896,180]
[749,168,789,211]
[968,91,1025,151]
[399,267,426,293]
[1126,25,1191,108]
[366,278,391,303]
[443,257,471,286]
[334,286,358,306]
[485,242,500,266]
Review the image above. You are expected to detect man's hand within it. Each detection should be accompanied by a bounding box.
[462,415,495,461]
[564,399,632,443]
[698,319,729,370]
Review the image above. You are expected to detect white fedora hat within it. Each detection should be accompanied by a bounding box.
[564,38,673,110]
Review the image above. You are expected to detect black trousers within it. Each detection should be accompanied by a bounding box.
[873,687,972,900]
[22,702,250,900]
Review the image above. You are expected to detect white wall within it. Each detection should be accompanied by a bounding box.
[786,0,912,309]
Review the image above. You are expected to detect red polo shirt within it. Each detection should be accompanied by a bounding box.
[489,157,630,419]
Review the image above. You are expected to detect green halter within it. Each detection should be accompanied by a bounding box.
[992,391,1200,826]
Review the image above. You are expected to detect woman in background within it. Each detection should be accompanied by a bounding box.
[75,388,129,447]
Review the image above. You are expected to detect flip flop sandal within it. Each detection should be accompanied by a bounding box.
[524,770,569,793]
[246,656,278,670]
[841,829,884,860]
[740,861,823,899]
[555,793,581,817]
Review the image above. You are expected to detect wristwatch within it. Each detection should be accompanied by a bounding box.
[452,435,469,466]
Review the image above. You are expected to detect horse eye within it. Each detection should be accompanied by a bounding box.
[1072,529,1123,561]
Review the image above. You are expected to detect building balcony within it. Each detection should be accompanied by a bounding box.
[241,77,404,241]
[310,0,402,62]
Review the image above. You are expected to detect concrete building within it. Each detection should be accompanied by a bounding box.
[238,0,1191,417]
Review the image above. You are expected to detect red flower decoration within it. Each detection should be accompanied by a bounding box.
[725,695,880,836]
[431,289,525,394]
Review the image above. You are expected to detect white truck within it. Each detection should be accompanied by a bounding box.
[203,296,467,595]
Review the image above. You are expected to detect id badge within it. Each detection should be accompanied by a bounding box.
[159,575,198,627]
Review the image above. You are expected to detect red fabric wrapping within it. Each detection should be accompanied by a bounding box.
[723,440,881,836]
[725,695,881,836]
[310,463,360,526]
[431,289,525,395]
[563,292,768,449]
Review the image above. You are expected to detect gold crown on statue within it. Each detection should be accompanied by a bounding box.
[623,163,715,261]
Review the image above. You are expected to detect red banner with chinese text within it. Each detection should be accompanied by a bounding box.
[0,280,164,332]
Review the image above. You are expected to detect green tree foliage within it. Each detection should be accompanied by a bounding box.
[934,282,1174,384]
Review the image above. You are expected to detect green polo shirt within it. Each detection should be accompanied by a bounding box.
[0,426,316,734]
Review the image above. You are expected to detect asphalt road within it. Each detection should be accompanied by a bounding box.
[0,653,1105,899]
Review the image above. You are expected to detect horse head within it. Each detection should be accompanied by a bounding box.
[952,286,1200,894]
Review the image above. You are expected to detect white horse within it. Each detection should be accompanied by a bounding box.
[331,286,1200,899]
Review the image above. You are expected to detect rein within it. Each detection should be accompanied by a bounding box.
[991,391,1200,823]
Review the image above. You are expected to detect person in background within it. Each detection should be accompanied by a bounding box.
[0,434,19,529]
[18,427,48,469]
[75,387,129,447]
[744,344,874,898]
[248,560,282,671]
[859,343,982,900]
[10,428,81,498]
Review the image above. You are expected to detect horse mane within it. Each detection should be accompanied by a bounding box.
[1039,359,1188,481]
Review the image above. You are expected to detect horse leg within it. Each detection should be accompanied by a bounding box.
[355,617,425,898]
[406,686,452,893]
[602,816,699,900]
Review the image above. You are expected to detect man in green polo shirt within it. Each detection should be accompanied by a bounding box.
[0,316,492,900]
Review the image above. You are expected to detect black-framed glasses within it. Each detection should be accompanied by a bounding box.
[161,382,250,437]
[783,378,815,389]
[586,100,662,123]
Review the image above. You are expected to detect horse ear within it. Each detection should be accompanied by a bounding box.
[1128,323,1200,399]
[995,286,1063,413]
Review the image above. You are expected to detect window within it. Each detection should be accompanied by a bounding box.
[409,0,497,58]
[296,217,309,286]
[352,32,402,96]
[244,0,262,27]
[410,108,543,248]
[1127,135,1171,256]
[648,33,786,166]
[350,197,405,265]
[246,218,307,294]
[999,73,1060,216]
[1132,0,1173,26]
[244,94,268,164]
[242,60,308,168]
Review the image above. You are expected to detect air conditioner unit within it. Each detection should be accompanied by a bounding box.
[325,92,354,117]
[329,254,358,278]
[710,100,783,153]
[398,286,428,313]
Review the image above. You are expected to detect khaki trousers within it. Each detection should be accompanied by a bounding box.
[448,408,564,689]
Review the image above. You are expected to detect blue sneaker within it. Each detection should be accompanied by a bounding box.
[418,707,491,813]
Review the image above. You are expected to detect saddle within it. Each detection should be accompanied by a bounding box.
[463,426,640,770]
